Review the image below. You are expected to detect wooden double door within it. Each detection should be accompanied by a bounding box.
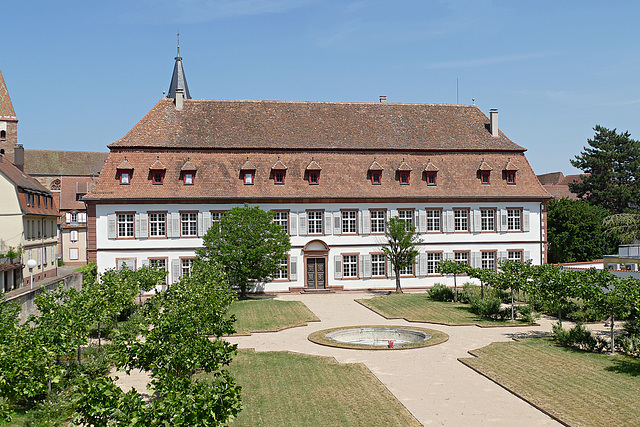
[306,258,326,289]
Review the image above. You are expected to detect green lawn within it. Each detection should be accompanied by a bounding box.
[357,293,529,327]
[225,349,420,426]
[460,338,640,426]
[229,298,319,335]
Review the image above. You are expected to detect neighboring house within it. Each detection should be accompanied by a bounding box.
[58,177,95,266]
[536,171,583,200]
[84,50,552,293]
[0,155,58,291]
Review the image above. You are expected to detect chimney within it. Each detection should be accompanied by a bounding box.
[175,89,184,110]
[14,144,24,171]
[490,109,499,137]
[379,95,387,103]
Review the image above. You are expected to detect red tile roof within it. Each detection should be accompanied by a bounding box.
[0,155,57,216]
[24,150,107,176]
[0,69,17,121]
[59,177,95,210]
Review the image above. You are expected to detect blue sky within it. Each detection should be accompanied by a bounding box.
[3,0,640,175]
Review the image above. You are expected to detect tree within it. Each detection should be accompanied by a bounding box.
[381,217,420,293]
[496,260,534,320]
[570,125,640,214]
[197,204,291,298]
[437,260,470,301]
[547,197,617,263]
[467,266,496,299]
[602,212,640,244]
[530,264,580,326]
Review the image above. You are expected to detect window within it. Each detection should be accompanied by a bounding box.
[480,171,490,184]
[508,251,522,262]
[244,172,254,185]
[370,210,385,234]
[427,253,441,274]
[455,252,469,265]
[481,209,495,231]
[454,209,468,232]
[426,171,437,186]
[342,211,357,234]
[399,264,414,275]
[342,255,358,278]
[507,209,521,231]
[398,209,414,231]
[426,209,441,232]
[184,172,194,185]
[273,211,288,234]
[70,212,78,224]
[120,172,130,185]
[117,258,136,271]
[308,171,319,184]
[0,130,5,139]
[274,171,285,184]
[70,230,79,242]
[117,213,134,238]
[371,171,381,184]
[481,252,496,271]
[211,211,224,232]
[149,213,166,237]
[371,254,386,276]
[399,171,410,185]
[275,257,288,279]
[308,211,323,234]
[181,258,194,277]
[181,212,198,236]
[69,248,79,260]
[149,259,167,282]
[75,193,85,201]
[152,171,164,184]
[507,171,516,184]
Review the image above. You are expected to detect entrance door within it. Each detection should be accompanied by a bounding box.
[306,258,326,289]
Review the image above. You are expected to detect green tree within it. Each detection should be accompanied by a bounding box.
[496,260,534,320]
[381,217,420,293]
[602,212,640,244]
[530,264,579,326]
[570,125,640,214]
[197,204,291,298]
[437,260,470,301]
[467,266,496,299]
[547,197,617,263]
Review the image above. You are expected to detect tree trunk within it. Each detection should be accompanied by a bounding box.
[558,307,562,327]
[395,268,402,293]
[98,321,102,347]
[610,313,615,355]
[77,346,82,365]
[453,274,458,302]
[510,289,514,321]
[480,281,484,299]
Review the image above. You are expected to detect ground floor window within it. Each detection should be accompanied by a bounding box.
[371,254,386,276]
[427,253,441,274]
[481,252,495,271]
[399,264,414,276]
[342,255,358,278]
[454,252,469,265]
[181,258,193,277]
[508,251,522,262]
[276,257,289,279]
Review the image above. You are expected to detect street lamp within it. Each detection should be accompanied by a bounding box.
[26,259,37,289]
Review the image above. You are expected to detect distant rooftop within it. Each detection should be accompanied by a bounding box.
[24,150,107,176]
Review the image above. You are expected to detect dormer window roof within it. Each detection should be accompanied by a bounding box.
[397,158,411,185]
[149,156,166,171]
[397,158,412,172]
[503,158,518,185]
[503,158,518,171]
[272,157,288,171]
[241,157,256,185]
[180,157,196,185]
[306,157,321,185]
[305,157,322,171]
[241,157,257,171]
[369,158,384,184]
[117,157,133,185]
[117,157,133,171]
[424,159,438,186]
[477,158,493,171]
[181,157,196,172]
[368,158,384,171]
[477,158,492,184]
[424,159,439,172]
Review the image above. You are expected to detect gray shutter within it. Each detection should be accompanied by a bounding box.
[359,255,365,279]
[172,213,180,237]
[390,209,398,219]
[419,252,427,276]
[358,210,363,235]
[362,210,371,235]
[324,212,333,235]
[290,256,297,281]
[202,211,211,235]
[289,212,298,236]
[362,254,371,279]
[333,212,341,235]
[134,214,141,238]
[498,251,507,262]
[471,252,480,268]
[142,259,149,267]
[107,214,116,239]
[388,259,395,277]
[522,209,530,232]
[499,209,508,232]
[79,212,87,223]
[524,250,531,261]
[37,247,41,265]
[166,213,173,237]
[472,209,481,233]
[334,255,342,279]
[139,213,148,238]
[298,212,307,236]
[418,210,427,233]
[197,212,204,237]
[171,259,180,284]
[444,210,453,233]
[65,212,71,223]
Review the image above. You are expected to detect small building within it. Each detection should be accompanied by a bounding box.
[603,243,640,271]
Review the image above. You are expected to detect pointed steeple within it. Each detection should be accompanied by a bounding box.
[0,69,17,121]
[167,40,191,100]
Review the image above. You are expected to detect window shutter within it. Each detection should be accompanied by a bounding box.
[418,210,427,233]
[37,248,41,265]
[419,252,427,276]
[333,212,341,235]
[142,259,149,267]
[298,212,307,236]
[166,213,173,237]
[499,209,508,232]
[197,212,204,237]
[362,210,371,235]
[202,211,211,234]
[471,252,479,268]
[107,214,116,239]
[139,213,148,238]
[334,255,342,279]
[444,210,453,233]
[324,212,333,235]
[79,212,87,223]
[359,255,365,279]
[362,254,371,279]
[171,259,180,284]
[289,212,298,236]
[388,259,395,277]
[290,256,297,281]
[472,209,481,233]
[172,213,180,237]
[498,251,507,262]
[358,210,363,235]
[390,209,398,219]
[522,209,530,232]
[134,214,141,238]
[524,250,531,261]
[66,212,71,223]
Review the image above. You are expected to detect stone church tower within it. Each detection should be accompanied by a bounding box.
[0,68,18,163]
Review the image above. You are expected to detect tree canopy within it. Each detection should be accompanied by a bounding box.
[570,125,640,214]
[197,204,291,297]
[381,217,420,293]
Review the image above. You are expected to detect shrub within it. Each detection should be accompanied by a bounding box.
[516,305,538,324]
[552,322,608,353]
[623,319,640,337]
[459,283,480,304]
[428,284,454,302]
[617,335,640,357]
[469,295,502,319]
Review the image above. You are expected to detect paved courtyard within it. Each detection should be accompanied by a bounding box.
[227,291,562,426]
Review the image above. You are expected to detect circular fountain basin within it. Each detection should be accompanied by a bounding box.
[308,325,448,350]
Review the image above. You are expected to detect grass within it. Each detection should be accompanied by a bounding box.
[229,298,319,335]
[357,293,530,327]
[308,325,449,350]
[460,338,640,426]
[225,349,420,426]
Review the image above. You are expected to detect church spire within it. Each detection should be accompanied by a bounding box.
[167,35,191,100]
[0,69,17,121]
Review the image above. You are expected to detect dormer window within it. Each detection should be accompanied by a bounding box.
[184,172,194,185]
[305,157,322,185]
[117,157,134,186]
[368,158,384,185]
[477,158,492,185]
[397,158,412,185]
[506,171,516,184]
[424,159,439,186]
[180,157,197,185]
[120,172,130,185]
[426,171,437,185]
[503,158,518,185]
[240,157,256,186]
[309,172,319,184]
[271,157,288,185]
[152,171,164,184]
[149,156,166,185]
[275,171,285,184]
[399,171,410,184]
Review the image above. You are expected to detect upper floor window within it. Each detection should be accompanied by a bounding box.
[308,171,319,185]
[149,213,167,237]
[342,211,357,234]
[306,158,322,185]
[426,210,441,232]
[274,170,285,184]
[397,159,412,185]
[504,158,517,185]
[241,158,256,185]
[211,211,225,232]
[0,130,5,139]
[481,209,495,231]
[308,211,323,234]
[244,171,254,185]
[370,210,386,234]
[506,171,516,184]
[480,171,490,184]
[120,172,130,185]
[117,157,133,185]
[454,209,468,232]
[70,212,78,224]
[426,171,437,186]
[398,209,414,231]
[399,171,410,185]
[181,258,194,277]
[507,209,521,231]
[273,211,288,234]
[276,257,289,280]
[181,212,198,237]
[477,158,492,185]
[117,213,134,238]
[371,171,382,184]
[152,171,164,184]
[184,172,194,185]
[149,156,166,185]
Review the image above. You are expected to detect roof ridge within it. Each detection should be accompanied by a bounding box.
[169,98,478,107]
